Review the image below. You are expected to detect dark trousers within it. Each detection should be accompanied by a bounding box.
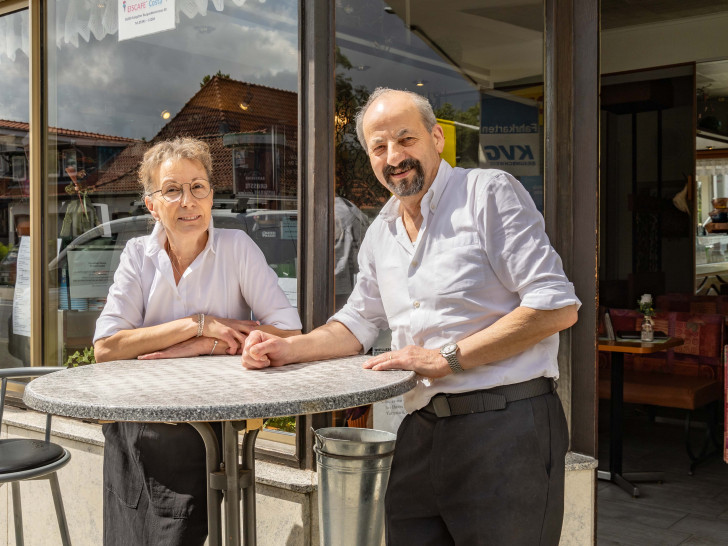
[385,390,569,546]
[102,422,219,546]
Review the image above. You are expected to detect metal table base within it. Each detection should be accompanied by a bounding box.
[597,351,664,497]
[192,419,262,546]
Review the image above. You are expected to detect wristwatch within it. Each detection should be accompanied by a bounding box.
[440,342,464,374]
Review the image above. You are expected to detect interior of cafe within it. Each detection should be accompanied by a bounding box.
[596,3,728,543]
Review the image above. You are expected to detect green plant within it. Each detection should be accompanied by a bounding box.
[65,346,95,368]
[264,416,296,433]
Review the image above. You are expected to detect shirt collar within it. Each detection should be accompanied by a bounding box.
[378,159,453,223]
[145,217,217,256]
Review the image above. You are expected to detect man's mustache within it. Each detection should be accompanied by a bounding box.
[383,158,421,179]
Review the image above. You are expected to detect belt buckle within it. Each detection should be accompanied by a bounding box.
[431,396,451,417]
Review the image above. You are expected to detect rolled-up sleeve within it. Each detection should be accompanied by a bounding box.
[329,228,388,352]
[93,240,146,343]
[479,171,581,311]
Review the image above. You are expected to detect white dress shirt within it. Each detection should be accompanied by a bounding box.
[94,220,301,342]
[330,160,581,412]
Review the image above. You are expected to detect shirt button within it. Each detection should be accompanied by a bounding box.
[411,260,418,268]
[413,301,420,308]
[430,203,436,211]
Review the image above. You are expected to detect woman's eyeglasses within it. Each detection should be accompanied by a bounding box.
[148,180,212,202]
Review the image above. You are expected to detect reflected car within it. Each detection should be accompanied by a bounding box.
[49,208,298,282]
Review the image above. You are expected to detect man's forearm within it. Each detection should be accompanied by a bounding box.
[286,321,363,362]
[457,304,578,370]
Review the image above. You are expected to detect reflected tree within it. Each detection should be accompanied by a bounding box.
[335,49,390,209]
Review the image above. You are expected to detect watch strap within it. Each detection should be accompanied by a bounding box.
[441,344,464,374]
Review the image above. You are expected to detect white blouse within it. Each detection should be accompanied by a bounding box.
[94,220,301,342]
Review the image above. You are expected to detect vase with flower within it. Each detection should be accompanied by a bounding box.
[638,293,655,342]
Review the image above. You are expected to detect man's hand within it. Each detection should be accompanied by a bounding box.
[363,345,451,378]
[203,317,259,355]
[138,337,212,360]
[241,331,294,369]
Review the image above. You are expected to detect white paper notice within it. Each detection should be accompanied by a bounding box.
[277,277,297,308]
[12,236,30,337]
[118,0,175,42]
[373,395,407,435]
[68,250,120,299]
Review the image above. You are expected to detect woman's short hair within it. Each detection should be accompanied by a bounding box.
[138,137,213,194]
[354,87,437,151]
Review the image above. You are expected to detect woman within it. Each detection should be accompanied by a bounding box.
[93,137,301,545]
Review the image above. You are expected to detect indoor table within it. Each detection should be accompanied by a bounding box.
[22,355,416,546]
[598,337,684,497]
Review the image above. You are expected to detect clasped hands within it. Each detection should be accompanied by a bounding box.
[138,317,259,360]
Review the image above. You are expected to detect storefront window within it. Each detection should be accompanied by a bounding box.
[42,0,298,368]
[0,7,31,367]
[334,0,545,427]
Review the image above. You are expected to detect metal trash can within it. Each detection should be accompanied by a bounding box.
[314,427,397,546]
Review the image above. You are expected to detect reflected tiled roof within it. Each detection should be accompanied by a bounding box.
[92,76,298,195]
[0,120,137,143]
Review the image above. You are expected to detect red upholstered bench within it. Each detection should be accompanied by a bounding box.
[599,309,725,474]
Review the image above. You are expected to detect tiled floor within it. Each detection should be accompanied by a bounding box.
[597,403,728,545]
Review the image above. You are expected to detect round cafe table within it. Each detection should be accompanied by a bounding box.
[23,355,416,546]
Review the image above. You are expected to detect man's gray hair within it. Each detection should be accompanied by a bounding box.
[355,87,437,151]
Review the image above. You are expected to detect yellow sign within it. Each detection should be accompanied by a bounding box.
[438,119,457,166]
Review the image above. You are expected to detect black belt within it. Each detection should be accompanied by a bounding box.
[420,377,556,418]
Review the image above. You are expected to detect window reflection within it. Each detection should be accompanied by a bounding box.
[0,9,30,367]
[40,0,299,366]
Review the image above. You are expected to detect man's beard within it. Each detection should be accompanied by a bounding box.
[382,158,425,197]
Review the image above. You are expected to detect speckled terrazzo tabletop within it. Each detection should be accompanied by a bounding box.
[23,355,416,423]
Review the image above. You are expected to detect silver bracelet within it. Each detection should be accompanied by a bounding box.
[196,313,205,337]
[209,340,218,356]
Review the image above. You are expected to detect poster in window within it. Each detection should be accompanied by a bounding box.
[118,0,176,42]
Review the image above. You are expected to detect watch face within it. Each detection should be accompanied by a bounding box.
[442,343,457,355]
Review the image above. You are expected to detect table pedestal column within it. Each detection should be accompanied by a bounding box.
[194,420,262,546]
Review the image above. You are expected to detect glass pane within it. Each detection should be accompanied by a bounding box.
[334,0,545,426]
[0,8,31,367]
[44,0,299,370]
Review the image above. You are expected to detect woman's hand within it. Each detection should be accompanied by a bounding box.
[203,317,259,354]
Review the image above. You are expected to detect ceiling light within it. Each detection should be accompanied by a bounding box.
[161,110,171,120]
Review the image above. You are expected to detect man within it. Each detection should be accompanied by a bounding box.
[242,87,580,545]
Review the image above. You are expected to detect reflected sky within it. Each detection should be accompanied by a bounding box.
[0,0,544,138]
[1,0,298,139]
